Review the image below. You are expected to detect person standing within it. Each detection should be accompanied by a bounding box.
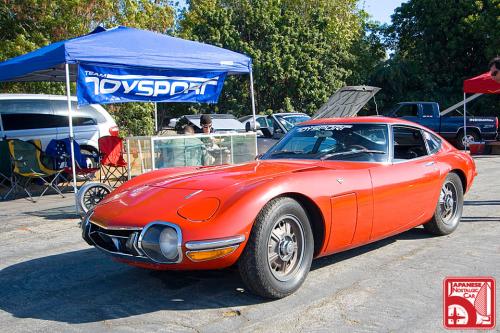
[200,114,214,134]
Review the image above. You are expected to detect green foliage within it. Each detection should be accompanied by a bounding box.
[108,103,155,137]
[372,0,500,115]
[0,0,174,136]
[179,0,381,117]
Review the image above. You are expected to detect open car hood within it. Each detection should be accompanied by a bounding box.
[313,85,380,119]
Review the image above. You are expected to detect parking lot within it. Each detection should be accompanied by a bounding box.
[0,155,499,332]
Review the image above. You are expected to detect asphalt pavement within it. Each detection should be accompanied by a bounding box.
[0,156,499,332]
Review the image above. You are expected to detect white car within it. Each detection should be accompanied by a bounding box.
[0,94,118,156]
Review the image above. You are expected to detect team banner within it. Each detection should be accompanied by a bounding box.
[77,64,227,105]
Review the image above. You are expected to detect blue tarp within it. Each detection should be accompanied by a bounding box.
[0,26,252,82]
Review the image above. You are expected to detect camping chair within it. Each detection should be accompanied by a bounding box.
[0,140,22,200]
[8,139,64,202]
[98,136,127,187]
[45,138,99,187]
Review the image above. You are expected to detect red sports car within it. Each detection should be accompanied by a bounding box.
[82,117,476,299]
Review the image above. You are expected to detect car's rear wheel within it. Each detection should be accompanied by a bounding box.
[424,173,463,235]
[456,130,479,150]
[239,197,314,299]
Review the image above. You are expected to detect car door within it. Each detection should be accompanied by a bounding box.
[369,125,441,239]
[392,103,420,124]
[0,99,57,149]
[417,103,440,132]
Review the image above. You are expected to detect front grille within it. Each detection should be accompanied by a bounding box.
[88,222,144,257]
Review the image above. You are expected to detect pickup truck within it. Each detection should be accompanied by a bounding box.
[387,102,499,149]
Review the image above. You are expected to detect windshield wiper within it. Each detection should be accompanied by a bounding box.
[268,150,305,157]
[320,149,386,160]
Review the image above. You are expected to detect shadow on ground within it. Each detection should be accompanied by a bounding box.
[0,227,433,324]
[26,205,79,220]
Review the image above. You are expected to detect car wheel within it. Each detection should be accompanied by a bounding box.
[77,182,113,215]
[424,173,463,235]
[456,130,479,150]
[239,197,314,299]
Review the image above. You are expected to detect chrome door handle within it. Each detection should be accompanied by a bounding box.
[425,161,435,166]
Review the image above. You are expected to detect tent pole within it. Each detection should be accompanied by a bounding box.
[65,63,79,213]
[154,102,158,133]
[250,68,257,130]
[463,92,467,151]
[249,67,258,155]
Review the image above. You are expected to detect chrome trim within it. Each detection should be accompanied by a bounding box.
[185,189,203,199]
[137,221,183,264]
[88,229,149,260]
[185,235,246,251]
[87,219,142,231]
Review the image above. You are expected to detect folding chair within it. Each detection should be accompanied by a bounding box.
[45,138,99,187]
[98,136,127,187]
[8,139,64,202]
[0,140,22,199]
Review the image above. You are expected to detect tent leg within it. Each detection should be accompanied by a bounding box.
[154,102,158,133]
[463,92,467,151]
[249,68,258,155]
[65,63,79,214]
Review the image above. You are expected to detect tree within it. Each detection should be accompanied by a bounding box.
[179,0,376,117]
[0,0,175,136]
[372,0,500,115]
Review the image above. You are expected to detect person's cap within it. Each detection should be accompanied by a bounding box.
[200,114,212,126]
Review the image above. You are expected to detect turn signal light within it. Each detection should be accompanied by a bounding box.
[186,246,237,262]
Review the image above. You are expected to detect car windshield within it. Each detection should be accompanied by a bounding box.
[261,123,389,162]
[275,114,311,131]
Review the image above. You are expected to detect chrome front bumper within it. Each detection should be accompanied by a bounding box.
[82,211,246,264]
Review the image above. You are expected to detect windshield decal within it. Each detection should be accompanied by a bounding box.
[298,124,352,132]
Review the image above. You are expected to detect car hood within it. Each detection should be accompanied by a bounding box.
[90,160,323,228]
[139,160,322,191]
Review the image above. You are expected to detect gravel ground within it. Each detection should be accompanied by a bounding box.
[0,156,499,333]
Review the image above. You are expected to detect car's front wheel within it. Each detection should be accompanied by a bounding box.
[239,197,314,299]
[424,173,464,235]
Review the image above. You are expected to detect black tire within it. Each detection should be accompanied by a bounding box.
[424,173,464,235]
[77,182,112,215]
[239,197,314,299]
[456,130,479,150]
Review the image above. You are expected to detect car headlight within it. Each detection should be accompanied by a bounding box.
[139,223,182,263]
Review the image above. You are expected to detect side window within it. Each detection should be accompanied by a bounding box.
[72,116,97,126]
[257,117,268,128]
[51,100,105,123]
[423,131,441,154]
[2,113,62,130]
[393,126,429,160]
[422,104,434,118]
[394,104,419,117]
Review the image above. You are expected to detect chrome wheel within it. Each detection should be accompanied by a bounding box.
[439,180,458,225]
[267,214,305,281]
[461,134,475,148]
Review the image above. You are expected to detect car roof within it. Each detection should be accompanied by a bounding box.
[0,93,78,101]
[273,112,309,116]
[300,116,425,127]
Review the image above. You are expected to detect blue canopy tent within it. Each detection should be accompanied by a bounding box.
[0,26,256,211]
